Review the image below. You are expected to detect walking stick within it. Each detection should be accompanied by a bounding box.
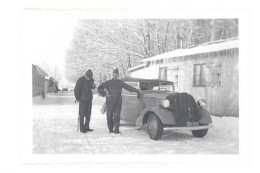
[76,100,80,132]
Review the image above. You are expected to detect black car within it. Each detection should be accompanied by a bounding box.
[62,88,68,92]
[120,77,213,140]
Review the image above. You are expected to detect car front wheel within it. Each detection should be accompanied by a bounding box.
[191,129,208,138]
[147,114,164,140]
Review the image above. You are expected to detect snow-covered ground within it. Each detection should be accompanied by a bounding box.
[33,93,239,154]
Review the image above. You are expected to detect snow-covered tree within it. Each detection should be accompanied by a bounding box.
[65,19,238,85]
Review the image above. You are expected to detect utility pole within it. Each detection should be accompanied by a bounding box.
[55,66,56,79]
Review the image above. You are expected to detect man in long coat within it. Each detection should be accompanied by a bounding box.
[74,69,96,133]
[98,68,140,134]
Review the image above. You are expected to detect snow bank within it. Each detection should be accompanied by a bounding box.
[210,116,239,141]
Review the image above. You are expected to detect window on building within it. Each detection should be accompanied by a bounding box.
[159,67,167,81]
[193,62,222,87]
[206,62,222,85]
[193,63,206,86]
[167,66,179,86]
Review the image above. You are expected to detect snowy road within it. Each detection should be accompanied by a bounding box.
[33,92,239,154]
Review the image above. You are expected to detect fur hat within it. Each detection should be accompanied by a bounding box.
[85,69,93,78]
[113,68,119,74]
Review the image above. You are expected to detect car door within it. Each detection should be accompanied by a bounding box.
[120,82,139,124]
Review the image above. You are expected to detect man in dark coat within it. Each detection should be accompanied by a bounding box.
[98,68,140,134]
[74,69,96,133]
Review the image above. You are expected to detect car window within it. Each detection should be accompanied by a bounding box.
[152,84,174,91]
[140,82,154,90]
[140,82,174,92]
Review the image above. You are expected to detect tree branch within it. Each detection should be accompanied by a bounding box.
[83,40,145,58]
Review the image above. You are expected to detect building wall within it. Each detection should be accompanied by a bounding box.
[32,65,47,97]
[130,48,239,117]
[44,80,49,93]
[32,73,45,96]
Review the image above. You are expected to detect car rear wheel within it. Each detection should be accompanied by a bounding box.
[191,129,208,138]
[147,114,164,140]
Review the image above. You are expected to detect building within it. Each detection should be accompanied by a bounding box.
[32,64,59,97]
[32,64,47,97]
[48,77,58,93]
[128,37,239,117]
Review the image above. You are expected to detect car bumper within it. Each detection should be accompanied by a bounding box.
[164,124,213,131]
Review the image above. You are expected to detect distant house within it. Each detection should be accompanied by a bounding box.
[44,76,58,93]
[32,64,58,96]
[48,77,58,93]
[128,37,239,117]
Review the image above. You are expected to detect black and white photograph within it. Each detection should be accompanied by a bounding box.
[2,1,259,172]
[27,16,239,154]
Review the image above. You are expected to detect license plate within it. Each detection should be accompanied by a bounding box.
[187,122,199,127]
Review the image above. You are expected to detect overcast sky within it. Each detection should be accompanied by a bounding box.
[22,10,77,86]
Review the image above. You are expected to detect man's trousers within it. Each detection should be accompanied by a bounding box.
[79,99,92,132]
[106,96,122,133]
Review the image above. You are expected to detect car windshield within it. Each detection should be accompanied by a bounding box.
[140,81,174,92]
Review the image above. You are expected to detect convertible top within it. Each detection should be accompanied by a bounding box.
[121,77,173,84]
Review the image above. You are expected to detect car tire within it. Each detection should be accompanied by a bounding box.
[147,114,164,140]
[191,129,208,138]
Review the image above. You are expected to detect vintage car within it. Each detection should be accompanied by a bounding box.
[120,77,213,140]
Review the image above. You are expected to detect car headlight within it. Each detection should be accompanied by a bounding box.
[197,99,206,108]
[161,99,170,108]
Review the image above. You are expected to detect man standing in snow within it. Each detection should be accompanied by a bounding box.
[74,69,96,133]
[98,68,140,134]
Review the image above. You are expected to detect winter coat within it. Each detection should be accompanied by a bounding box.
[98,78,138,98]
[74,76,95,101]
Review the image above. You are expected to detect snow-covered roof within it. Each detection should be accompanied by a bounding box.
[32,64,48,76]
[127,63,147,72]
[141,37,239,63]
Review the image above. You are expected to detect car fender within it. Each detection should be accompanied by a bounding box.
[136,107,176,128]
[198,107,213,124]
